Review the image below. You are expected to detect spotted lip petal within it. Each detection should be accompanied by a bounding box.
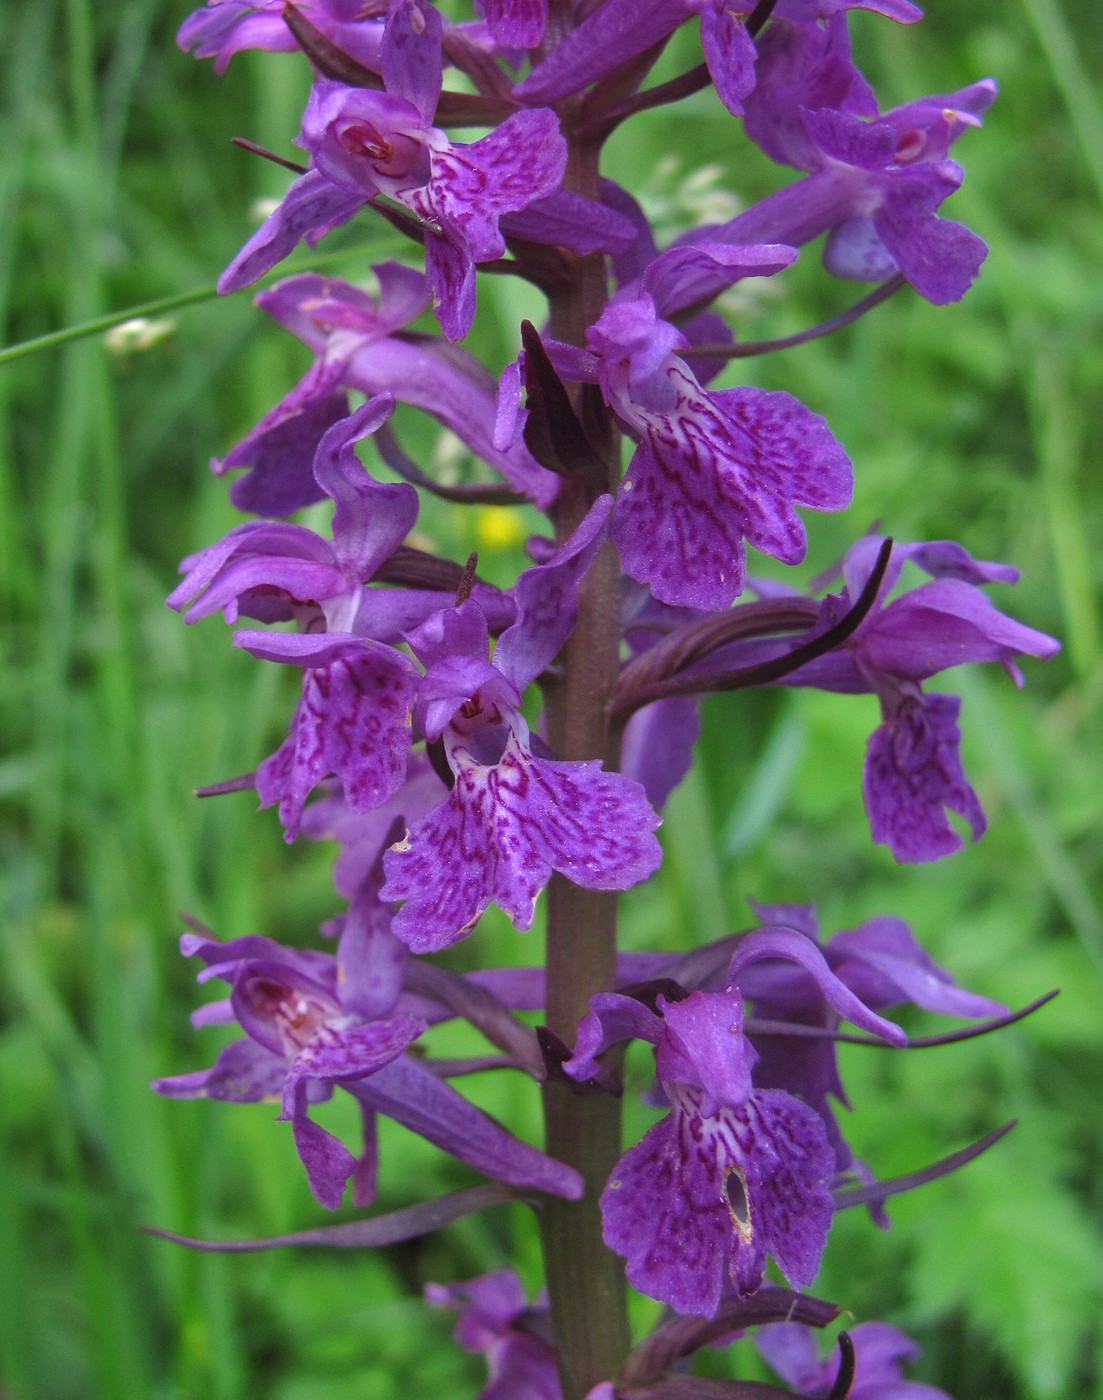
[601,1085,833,1316]
[583,987,834,1314]
[594,297,852,610]
[864,689,986,862]
[380,723,661,951]
[244,639,417,840]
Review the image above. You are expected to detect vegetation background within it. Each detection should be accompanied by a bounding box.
[1,0,1101,1395]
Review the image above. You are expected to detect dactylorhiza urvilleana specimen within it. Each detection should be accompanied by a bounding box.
[152,3,1060,1396]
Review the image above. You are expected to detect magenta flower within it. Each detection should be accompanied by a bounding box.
[222,265,557,513]
[588,291,852,610]
[381,500,662,950]
[178,0,384,73]
[152,929,424,1209]
[154,926,583,1208]
[788,535,1059,860]
[715,63,998,304]
[426,1270,561,1400]
[567,986,835,1316]
[756,1319,952,1398]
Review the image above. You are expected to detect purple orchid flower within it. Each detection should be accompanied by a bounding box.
[673,535,1058,860]
[426,1270,561,1400]
[482,0,547,50]
[303,85,566,340]
[221,1,567,340]
[586,288,853,610]
[515,0,920,117]
[787,535,1059,861]
[154,927,584,1208]
[177,0,385,73]
[711,62,998,305]
[381,498,663,950]
[152,928,425,1209]
[565,984,835,1316]
[756,1319,953,1398]
[170,396,423,634]
[732,902,1004,1179]
[185,399,424,840]
[172,393,513,645]
[219,266,558,513]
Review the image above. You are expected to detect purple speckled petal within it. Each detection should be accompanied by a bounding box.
[484,0,546,47]
[219,170,364,294]
[602,1086,832,1314]
[382,727,661,951]
[564,993,665,1083]
[729,927,906,1044]
[700,0,758,117]
[215,379,351,517]
[828,916,1005,1018]
[495,495,613,690]
[621,695,700,810]
[350,1055,584,1198]
[251,646,416,839]
[423,229,477,342]
[613,437,750,610]
[864,690,985,862]
[426,108,567,256]
[603,1109,739,1317]
[152,1038,287,1103]
[746,1090,835,1290]
[612,372,852,609]
[381,0,442,122]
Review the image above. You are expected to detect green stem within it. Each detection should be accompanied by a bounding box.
[538,126,630,1400]
[0,287,218,368]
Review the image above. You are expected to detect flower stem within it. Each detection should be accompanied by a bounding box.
[540,543,629,1400]
[538,126,630,1400]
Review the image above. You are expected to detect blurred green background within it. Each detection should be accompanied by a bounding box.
[1,0,1101,1395]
